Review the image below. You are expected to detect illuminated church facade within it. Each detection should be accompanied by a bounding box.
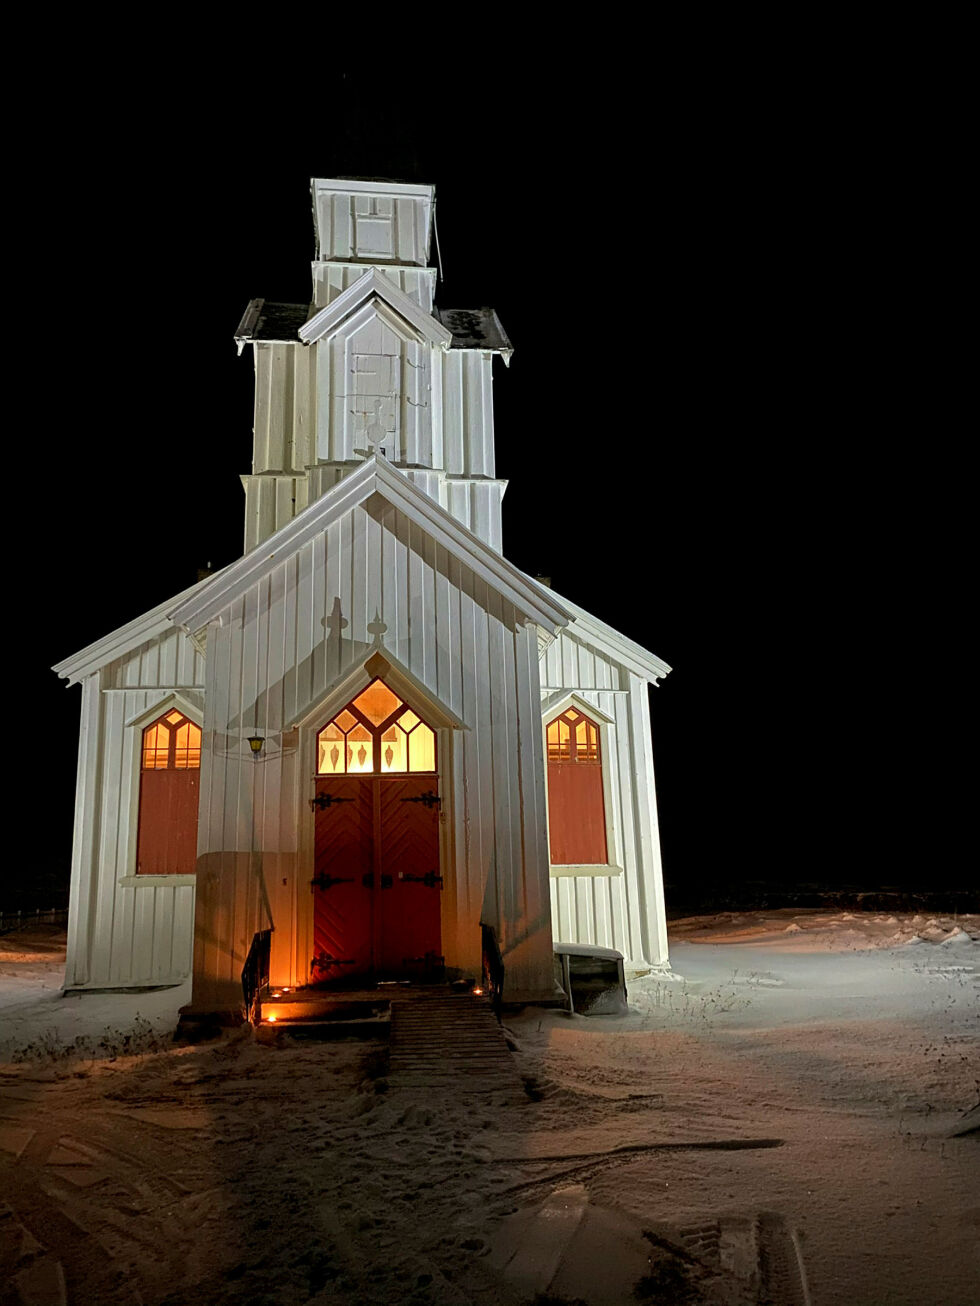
[54,178,671,1015]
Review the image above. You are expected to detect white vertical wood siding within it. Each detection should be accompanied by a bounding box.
[312,263,435,311]
[312,182,432,267]
[542,627,669,967]
[190,500,554,1011]
[243,314,504,555]
[63,630,205,989]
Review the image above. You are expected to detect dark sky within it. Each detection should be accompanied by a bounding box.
[20,65,970,908]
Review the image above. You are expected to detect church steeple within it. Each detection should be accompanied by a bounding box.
[235,178,512,555]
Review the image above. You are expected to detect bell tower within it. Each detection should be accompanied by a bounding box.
[236,178,513,554]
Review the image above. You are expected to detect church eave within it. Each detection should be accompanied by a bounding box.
[52,576,217,686]
[525,578,672,684]
[234,299,312,349]
[434,307,513,364]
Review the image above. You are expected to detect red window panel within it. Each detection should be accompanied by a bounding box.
[136,711,201,875]
[546,708,607,865]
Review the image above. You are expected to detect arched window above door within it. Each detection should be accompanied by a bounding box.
[316,679,436,776]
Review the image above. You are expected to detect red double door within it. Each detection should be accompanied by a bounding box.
[312,774,442,982]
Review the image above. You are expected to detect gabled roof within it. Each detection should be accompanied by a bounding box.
[528,578,672,685]
[52,577,215,687]
[298,268,452,348]
[170,455,571,635]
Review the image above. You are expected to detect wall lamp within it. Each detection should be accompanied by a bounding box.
[247,735,265,755]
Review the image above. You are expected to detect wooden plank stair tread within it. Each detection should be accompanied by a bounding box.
[387,994,523,1097]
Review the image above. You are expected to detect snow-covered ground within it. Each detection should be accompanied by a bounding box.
[1,909,977,1305]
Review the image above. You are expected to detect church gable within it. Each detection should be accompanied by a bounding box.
[318,295,436,467]
[298,268,452,348]
[187,491,555,739]
[171,456,568,639]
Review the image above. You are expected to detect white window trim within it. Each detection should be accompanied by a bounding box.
[541,691,623,878]
[119,875,197,888]
[121,692,204,883]
[549,864,623,878]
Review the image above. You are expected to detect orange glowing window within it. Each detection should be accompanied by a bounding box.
[352,680,401,726]
[547,708,598,764]
[141,711,201,770]
[316,679,436,775]
[546,706,606,864]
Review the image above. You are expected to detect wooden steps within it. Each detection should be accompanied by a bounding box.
[388,992,523,1096]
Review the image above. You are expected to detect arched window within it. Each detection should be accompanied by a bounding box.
[546,706,607,865]
[316,679,436,775]
[136,709,201,875]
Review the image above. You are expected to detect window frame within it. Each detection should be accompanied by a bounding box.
[121,694,204,886]
[315,678,438,777]
[542,694,623,878]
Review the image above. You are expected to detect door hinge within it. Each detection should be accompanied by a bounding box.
[398,871,443,889]
[310,873,355,892]
[399,790,441,808]
[311,953,357,972]
[310,792,354,811]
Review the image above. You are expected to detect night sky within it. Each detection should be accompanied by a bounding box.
[20,65,970,911]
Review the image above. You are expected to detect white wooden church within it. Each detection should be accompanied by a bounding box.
[54,178,672,1018]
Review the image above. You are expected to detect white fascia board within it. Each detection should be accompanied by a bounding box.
[53,577,214,686]
[525,577,672,684]
[170,456,571,635]
[299,268,451,347]
[315,260,438,281]
[311,178,435,201]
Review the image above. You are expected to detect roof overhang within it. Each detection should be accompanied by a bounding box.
[52,577,216,686]
[527,578,671,684]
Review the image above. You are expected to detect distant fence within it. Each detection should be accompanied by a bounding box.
[665,886,980,917]
[0,907,69,936]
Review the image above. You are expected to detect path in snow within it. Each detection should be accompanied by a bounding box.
[1,909,977,1305]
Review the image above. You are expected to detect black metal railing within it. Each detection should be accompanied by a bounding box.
[241,929,273,1022]
[481,922,505,1020]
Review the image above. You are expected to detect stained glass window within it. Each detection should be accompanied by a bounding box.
[316,679,437,775]
[142,711,201,770]
[546,708,600,764]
